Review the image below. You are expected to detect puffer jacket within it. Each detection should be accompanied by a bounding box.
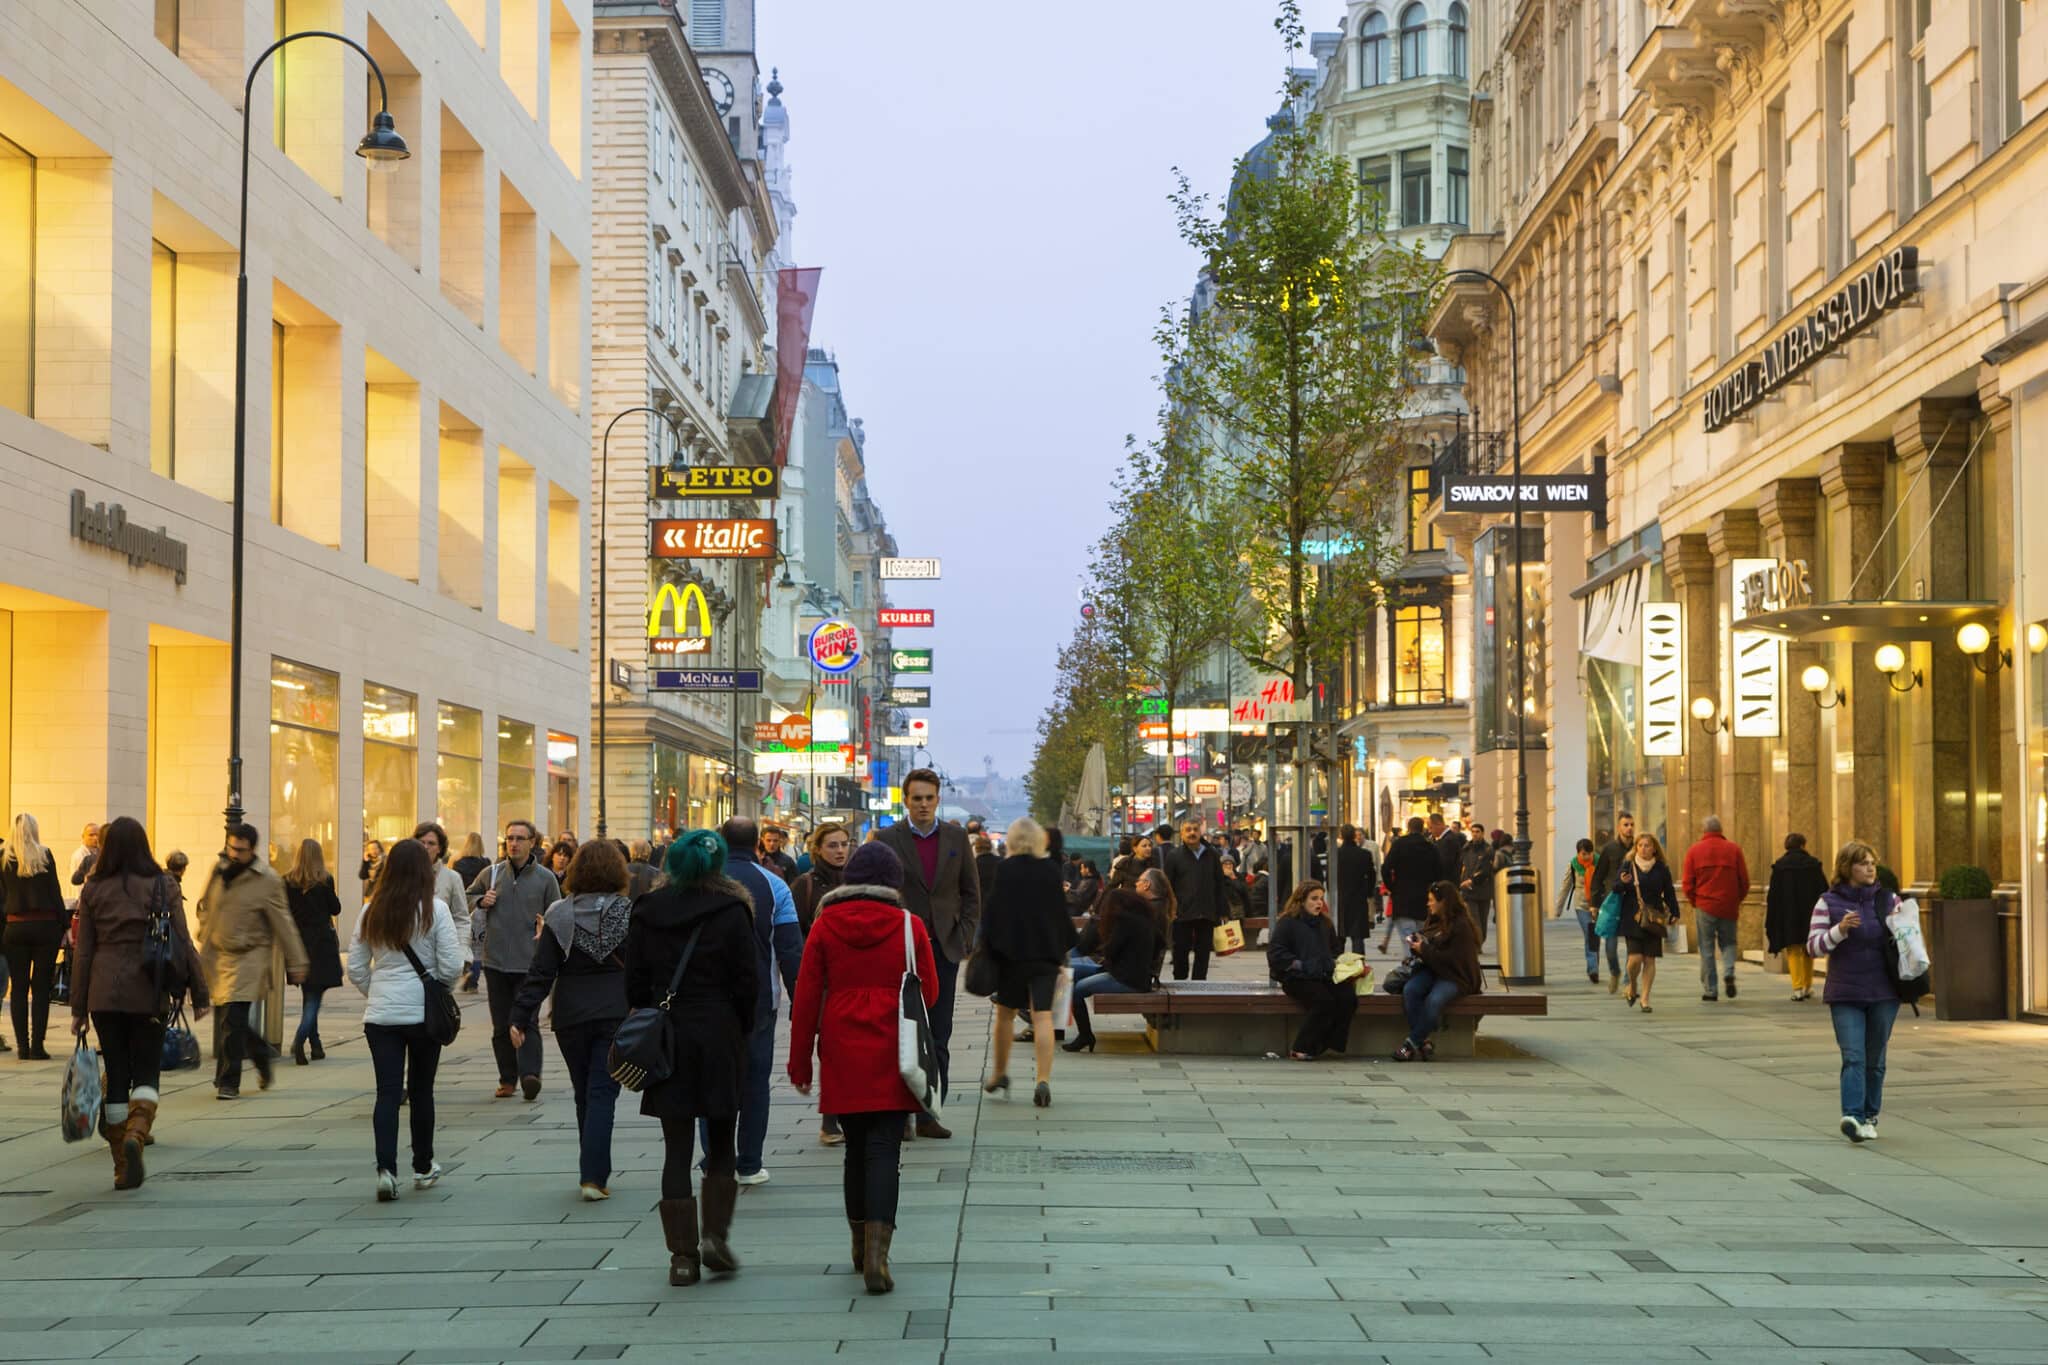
[346,899,462,1026]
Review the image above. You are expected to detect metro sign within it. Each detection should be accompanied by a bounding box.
[878,608,934,628]
[651,518,777,559]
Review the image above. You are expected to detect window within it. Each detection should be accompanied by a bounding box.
[1361,12,1388,85]
[1713,151,1734,361]
[1392,604,1448,704]
[667,126,680,206]
[1446,146,1468,224]
[1400,148,1432,226]
[150,240,176,476]
[1399,3,1427,78]
[1765,97,1788,320]
[1825,25,1854,273]
[2002,0,2024,145]
[547,732,580,837]
[1899,0,1932,214]
[498,717,537,829]
[363,682,418,848]
[436,702,483,838]
[1670,213,1688,395]
[651,102,665,184]
[1408,466,1441,551]
[1359,154,1391,224]
[1449,2,1467,78]
[1633,254,1651,430]
[0,134,28,418]
[269,657,340,874]
[155,0,178,50]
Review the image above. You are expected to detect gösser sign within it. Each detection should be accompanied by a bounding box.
[1441,473,1605,512]
[652,518,777,559]
[892,649,933,673]
[650,465,781,499]
[878,557,941,579]
[1704,246,1919,432]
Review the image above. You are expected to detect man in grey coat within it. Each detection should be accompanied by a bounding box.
[466,818,561,1100]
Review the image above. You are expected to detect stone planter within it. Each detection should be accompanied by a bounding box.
[1927,898,2003,1020]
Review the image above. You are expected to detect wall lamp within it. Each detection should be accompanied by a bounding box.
[1690,695,1728,735]
[1799,665,1845,710]
[1874,643,1924,693]
[1956,622,2010,674]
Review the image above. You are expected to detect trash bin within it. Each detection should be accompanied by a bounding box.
[1929,897,2003,1020]
[1495,863,1544,985]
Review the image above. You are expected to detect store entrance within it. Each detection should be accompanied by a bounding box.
[146,623,228,908]
[0,588,111,868]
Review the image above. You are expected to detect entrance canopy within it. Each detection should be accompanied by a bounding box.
[1740,599,1997,643]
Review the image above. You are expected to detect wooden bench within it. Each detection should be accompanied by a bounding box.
[1090,980,1547,1058]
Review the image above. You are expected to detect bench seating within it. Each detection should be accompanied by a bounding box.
[1090,980,1547,1057]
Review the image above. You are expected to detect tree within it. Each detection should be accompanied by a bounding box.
[1026,611,1124,827]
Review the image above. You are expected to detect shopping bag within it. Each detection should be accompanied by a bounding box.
[897,912,942,1122]
[51,951,72,1007]
[1212,921,1246,956]
[1888,898,1931,979]
[59,1037,102,1143]
[1049,967,1074,1033]
[1333,953,1376,997]
[1593,892,1622,939]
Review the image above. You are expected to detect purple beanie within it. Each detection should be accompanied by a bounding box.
[844,840,904,889]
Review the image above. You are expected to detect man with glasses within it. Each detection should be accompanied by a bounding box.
[467,819,561,1100]
[198,823,308,1100]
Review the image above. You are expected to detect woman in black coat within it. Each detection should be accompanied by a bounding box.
[1266,881,1357,1060]
[280,839,343,1066]
[980,820,1078,1108]
[621,829,759,1289]
[1617,833,1682,1013]
[1764,832,1829,1001]
[1065,889,1163,1051]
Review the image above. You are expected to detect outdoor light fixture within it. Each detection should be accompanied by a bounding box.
[1955,621,2010,674]
[1799,664,1845,710]
[2030,622,2048,656]
[1691,695,1727,735]
[356,109,410,168]
[1873,643,1924,693]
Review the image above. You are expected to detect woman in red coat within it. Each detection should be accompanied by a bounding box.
[788,841,937,1296]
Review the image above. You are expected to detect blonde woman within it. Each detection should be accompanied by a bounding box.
[978,819,1077,1108]
[282,840,343,1065]
[1,814,68,1058]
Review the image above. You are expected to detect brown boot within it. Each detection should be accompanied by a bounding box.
[102,1108,129,1190]
[118,1100,155,1191]
[656,1198,701,1286]
[849,1219,866,1273]
[862,1222,894,1294]
[698,1173,740,1274]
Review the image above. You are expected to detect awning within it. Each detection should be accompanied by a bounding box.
[1740,600,1998,642]
[1579,564,1647,666]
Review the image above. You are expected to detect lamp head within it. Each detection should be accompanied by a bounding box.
[1799,664,1832,695]
[1873,643,1907,675]
[357,110,410,170]
[2030,622,2048,656]
[1689,695,1718,722]
[1956,622,1992,656]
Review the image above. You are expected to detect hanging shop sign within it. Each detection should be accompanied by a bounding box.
[883,735,919,746]
[777,715,814,747]
[651,668,762,692]
[70,491,188,584]
[1641,603,1685,756]
[1441,473,1606,512]
[652,518,777,558]
[891,648,933,673]
[647,580,714,637]
[1730,557,1785,738]
[878,557,941,579]
[1231,677,1308,728]
[649,636,712,657]
[1137,721,1171,740]
[807,618,863,674]
[1192,778,1222,797]
[906,718,930,742]
[889,686,931,707]
[752,743,854,776]
[650,465,781,500]
[878,608,934,627]
[753,721,781,744]
[1704,246,1920,432]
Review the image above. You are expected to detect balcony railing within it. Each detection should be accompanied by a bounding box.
[1429,421,1509,497]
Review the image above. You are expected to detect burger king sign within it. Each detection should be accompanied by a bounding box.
[807,618,863,675]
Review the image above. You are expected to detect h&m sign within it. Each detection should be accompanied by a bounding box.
[1641,603,1684,757]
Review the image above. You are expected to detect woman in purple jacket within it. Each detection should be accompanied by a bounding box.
[1807,840,1898,1143]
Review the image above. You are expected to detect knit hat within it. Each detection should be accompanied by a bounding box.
[843,840,904,890]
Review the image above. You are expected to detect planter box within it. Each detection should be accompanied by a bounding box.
[1928,898,2003,1020]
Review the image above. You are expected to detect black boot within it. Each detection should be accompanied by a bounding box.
[1063,1000,1097,1052]
[657,1198,701,1286]
[310,1035,325,1061]
[699,1173,740,1274]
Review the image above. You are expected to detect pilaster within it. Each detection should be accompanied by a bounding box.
[1819,443,1890,854]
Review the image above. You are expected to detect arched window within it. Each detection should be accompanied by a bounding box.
[1361,12,1388,87]
[1399,3,1428,78]
[1449,2,1468,78]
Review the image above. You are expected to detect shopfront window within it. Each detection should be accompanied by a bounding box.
[1408,466,1440,551]
[652,743,734,841]
[1583,551,1668,850]
[2,135,33,418]
[547,731,579,839]
[269,657,339,870]
[1392,603,1448,704]
[362,682,417,847]
[1474,527,1548,751]
[497,717,536,831]
[436,701,482,843]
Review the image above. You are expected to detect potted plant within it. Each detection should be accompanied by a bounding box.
[1930,864,2000,1020]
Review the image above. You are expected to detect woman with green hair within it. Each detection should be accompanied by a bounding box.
[623,829,759,1288]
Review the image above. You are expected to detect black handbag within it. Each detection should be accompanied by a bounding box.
[1382,954,1422,995]
[143,873,189,1001]
[399,942,462,1045]
[160,1002,202,1071]
[962,948,1001,999]
[608,922,703,1092]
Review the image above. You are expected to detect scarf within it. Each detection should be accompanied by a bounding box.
[1632,855,1655,873]
[545,892,632,962]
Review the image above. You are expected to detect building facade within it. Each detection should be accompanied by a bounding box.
[1,0,592,915]
[1433,0,2048,1015]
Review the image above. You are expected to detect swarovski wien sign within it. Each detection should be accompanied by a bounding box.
[1704,246,1919,432]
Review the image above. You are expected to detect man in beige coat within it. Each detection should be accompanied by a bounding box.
[198,822,308,1099]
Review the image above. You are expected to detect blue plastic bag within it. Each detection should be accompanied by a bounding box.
[1594,891,1623,939]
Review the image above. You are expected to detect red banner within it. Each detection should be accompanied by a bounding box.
[878,608,935,627]
[772,268,822,468]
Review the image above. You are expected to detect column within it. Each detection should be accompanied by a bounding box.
[1757,479,1823,852]
[1663,533,1717,861]
[1707,508,1766,951]
[1819,444,1889,853]
[1975,370,2018,883]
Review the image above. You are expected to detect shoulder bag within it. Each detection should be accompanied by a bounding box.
[160,1000,202,1071]
[143,873,189,1002]
[897,911,943,1121]
[607,921,704,1092]
[1630,872,1672,932]
[962,945,1001,998]
[398,938,462,1046]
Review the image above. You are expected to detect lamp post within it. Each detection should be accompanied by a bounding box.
[1440,268,1530,871]
[225,33,407,838]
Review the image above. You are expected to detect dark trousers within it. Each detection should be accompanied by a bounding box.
[2,921,63,1051]
[1171,918,1213,981]
[929,950,959,1098]
[556,1021,622,1188]
[364,1021,441,1175]
[837,1110,908,1227]
[663,1114,736,1199]
[1279,977,1358,1056]
[1467,899,1492,946]
[91,1011,166,1102]
[1339,899,1377,955]
[737,1013,775,1175]
[484,968,542,1084]
[216,1000,275,1091]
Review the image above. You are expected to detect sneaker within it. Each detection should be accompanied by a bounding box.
[376,1169,401,1201]
[1724,975,1737,999]
[736,1168,772,1187]
[1859,1120,1878,1141]
[579,1183,611,1201]
[1840,1115,1866,1143]
[520,1074,542,1102]
[215,1087,239,1101]
[413,1161,444,1189]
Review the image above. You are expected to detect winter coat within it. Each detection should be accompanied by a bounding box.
[431,864,472,950]
[1681,830,1752,920]
[1382,831,1441,920]
[874,821,981,964]
[1067,875,1103,914]
[792,860,846,936]
[974,851,1002,896]
[511,893,631,1034]
[465,855,560,974]
[1588,837,1631,905]
[1765,847,1829,954]
[623,880,759,1122]
[1616,859,1682,939]
[71,872,209,1017]
[787,884,939,1116]
[1416,905,1483,996]
[1076,892,1161,991]
[981,855,1078,970]
[197,859,310,1005]
[1458,839,1497,904]
[1336,842,1378,905]
[1267,912,1338,983]
[0,855,66,923]
[1163,841,1227,923]
[1435,827,1468,881]
[347,899,462,1026]
[284,876,344,991]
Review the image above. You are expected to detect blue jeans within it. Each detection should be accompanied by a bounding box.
[556,1021,621,1188]
[737,1012,775,1175]
[1573,907,1600,976]
[1829,1000,1899,1121]
[1400,966,1461,1047]
[295,987,327,1048]
[1073,968,1138,1002]
[363,1021,440,1175]
[1697,913,1738,993]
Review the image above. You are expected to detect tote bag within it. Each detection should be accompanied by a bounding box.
[897,912,942,1121]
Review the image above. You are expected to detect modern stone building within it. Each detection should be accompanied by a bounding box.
[0,0,593,915]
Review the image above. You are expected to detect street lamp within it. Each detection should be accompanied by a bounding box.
[1874,643,1924,693]
[1799,664,1846,710]
[225,32,407,837]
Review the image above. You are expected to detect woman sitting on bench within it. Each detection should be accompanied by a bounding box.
[1063,889,1162,1054]
[1393,881,1483,1062]
[1266,881,1357,1061]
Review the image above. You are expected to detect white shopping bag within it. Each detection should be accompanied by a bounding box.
[1888,897,1931,979]
[1050,967,1074,1032]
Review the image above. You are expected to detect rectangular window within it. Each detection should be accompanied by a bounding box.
[0,134,29,418]
[1765,97,1789,319]
[1670,212,1688,396]
[151,240,176,476]
[547,731,579,838]
[1634,254,1651,430]
[363,682,418,848]
[1400,148,1432,226]
[651,102,665,182]
[668,126,679,206]
[269,657,340,873]
[1359,155,1391,225]
[1392,604,1448,705]
[1713,152,1734,362]
[1900,0,1932,214]
[2003,0,2024,144]
[1408,466,1441,552]
[497,717,537,830]
[1825,25,1854,273]
[1447,146,1469,224]
[436,702,483,837]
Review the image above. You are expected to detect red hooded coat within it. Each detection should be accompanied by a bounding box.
[789,883,940,1115]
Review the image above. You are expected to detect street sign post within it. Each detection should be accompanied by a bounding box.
[878,557,941,579]
[892,648,933,673]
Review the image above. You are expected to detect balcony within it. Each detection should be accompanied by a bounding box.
[1627,25,1722,115]
[1430,423,1509,494]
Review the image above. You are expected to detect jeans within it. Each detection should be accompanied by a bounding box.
[295,986,327,1048]
[484,967,543,1084]
[1280,976,1358,1056]
[736,1012,775,1175]
[363,1021,441,1175]
[556,1021,622,1188]
[837,1109,908,1227]
[1572,906,1600,976]
[929,950,959,1098]
[1829,1000,1899,1122]
[1400,966,1462,1047]
[216,1000,275,1092]
[1386,916,1420,947]
[1697,913,1738,993]
[2,920,63,1051]
[90,1011,166,1103]
[462,959,482,990]
[1170,919,1212,980]
[1069,968,1138,1040]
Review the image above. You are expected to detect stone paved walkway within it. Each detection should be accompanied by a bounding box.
[2,917,2046,1363]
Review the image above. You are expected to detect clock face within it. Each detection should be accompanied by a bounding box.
[701,66,736,116]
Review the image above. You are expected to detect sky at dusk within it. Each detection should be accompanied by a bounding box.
[755,0,1305,781]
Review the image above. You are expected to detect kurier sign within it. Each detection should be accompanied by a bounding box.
[650,465,781,500]
[652,518,776,558]
[1442,474,1605,512]
[70,491,188,585]
[1705,246,1919,432]
[878,608,934,628]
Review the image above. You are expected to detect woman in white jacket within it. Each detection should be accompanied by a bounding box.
[348,838,462,1201]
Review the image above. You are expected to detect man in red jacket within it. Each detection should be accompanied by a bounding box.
[1681,815,1750,1002]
